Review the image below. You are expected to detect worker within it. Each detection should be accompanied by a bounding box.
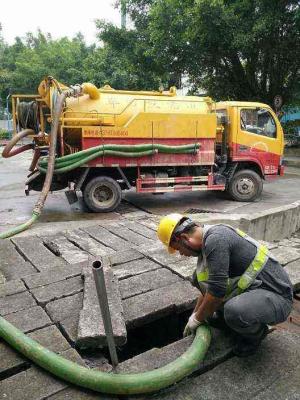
[157,214,293,357]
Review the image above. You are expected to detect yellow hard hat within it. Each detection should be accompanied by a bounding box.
[157,213,186,254]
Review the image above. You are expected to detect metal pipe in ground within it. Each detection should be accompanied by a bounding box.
[92,259,119,368]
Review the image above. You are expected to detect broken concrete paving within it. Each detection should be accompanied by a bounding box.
[77,265,126,348]
[112,257,162,280]
[22,262,84,289]
[0,347,85,400]
[30,276,83,306]
[123,281,199,328]
[45,292,83,323]
[83,225,132,251]
[1,209,300,399]
[42,235,89,264]
[12,236,67,271]
[0,325,70,378]
[0,279,26,297]
[5,306,52,333]
[119,268,181,299]
[0,290,37,315]
[270,246,300,265]
[65,229,116,258]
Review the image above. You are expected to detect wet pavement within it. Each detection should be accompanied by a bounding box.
[1,150,300,237]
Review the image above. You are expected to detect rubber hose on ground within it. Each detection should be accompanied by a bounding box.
[0,90,68,240]
[0,316,211,395]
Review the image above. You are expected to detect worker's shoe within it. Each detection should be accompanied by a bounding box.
[232,325,269,357]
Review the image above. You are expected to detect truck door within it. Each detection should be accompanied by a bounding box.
[236,107,282,175]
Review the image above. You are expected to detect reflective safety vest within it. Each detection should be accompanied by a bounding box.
[196,224,278,299]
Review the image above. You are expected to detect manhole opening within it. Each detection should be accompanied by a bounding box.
[79,309,191,365]
[185,208,220,214]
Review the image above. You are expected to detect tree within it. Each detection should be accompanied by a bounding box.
[0,29,93,104]
[122,0,300,105]
[93,18,171,90]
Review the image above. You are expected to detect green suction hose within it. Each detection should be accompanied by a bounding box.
[0,83,81,240]
[0,213,40,239]
[38,143,200,174]
[0,316,211,395]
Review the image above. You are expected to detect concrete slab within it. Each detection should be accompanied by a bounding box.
[120,219,157,240]
[271,246,300,265]
[0,290,36,315]
[123,281,199,328]
[5,306,51,333]
[0,239,33,270]
[77,265,126,349]
[149,330,300,400]
[12,236,66,271]
[100,221,154,247]
[0,325,70,378]
[0,366,67,400]
[167,258,197,280]
[112,257,161,280]
[42,234,89,264]
[117,328,233,374]
[278,238,300,248]
[65,229,116,257]
[141,246,183,267]
[31,276,83,306]
[60,347,86,366]
[0,279,26,297]
[46,292,83,323]
[284,259,300,290]
[109,249,144,266]
[59,315,79,345]
[253,364,300,400]
[0,342,28,379]
[0,259,37,281]
[28,325,71,353]
[83,225,131,251]
[119,268,180,299]
[0,349,84,400]
[22,262,84,289]
[46,386,112,400]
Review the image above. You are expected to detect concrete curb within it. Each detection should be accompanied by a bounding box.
[190,202,300,242]
[239,201,300,241]
[283,158,300,168]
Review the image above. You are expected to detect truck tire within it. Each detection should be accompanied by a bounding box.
[83,176,122,212]
[227,169,263,202]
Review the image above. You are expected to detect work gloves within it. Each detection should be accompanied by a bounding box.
[183,312,202,337]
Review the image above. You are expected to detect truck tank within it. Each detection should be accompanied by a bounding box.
[38,80,218,168]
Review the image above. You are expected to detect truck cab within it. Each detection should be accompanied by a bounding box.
[216,102,284,201]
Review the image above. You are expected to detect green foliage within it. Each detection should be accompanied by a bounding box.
[0,128,10,140]
[0,1,299,108]
[122,0,300,105]
[0,29,91,103]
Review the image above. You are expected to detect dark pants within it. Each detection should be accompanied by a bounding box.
[223,289,292,339]
[194,276,293,340]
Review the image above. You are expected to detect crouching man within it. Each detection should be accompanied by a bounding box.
[157,214,293,357]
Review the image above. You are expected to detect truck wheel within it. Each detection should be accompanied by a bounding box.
[83,176,122,212]
[227,169,263,202]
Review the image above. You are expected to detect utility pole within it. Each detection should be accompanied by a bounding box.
[121,0,127,29]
